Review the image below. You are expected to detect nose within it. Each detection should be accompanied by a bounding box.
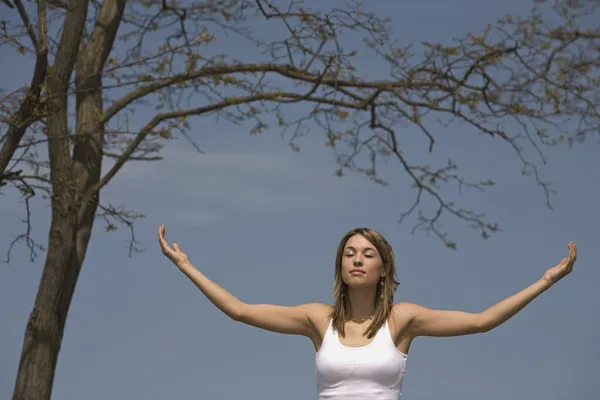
[353,257,363,266]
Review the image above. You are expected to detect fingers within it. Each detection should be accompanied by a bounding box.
[568,242,577,272]
[568,241,575,253]
[158,225,171,253]
[568,241,577,261]
[158,226,166,244]
[566,242,577,272]
[158,225,182,256]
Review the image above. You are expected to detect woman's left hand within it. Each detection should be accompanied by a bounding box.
[543,241,577,285]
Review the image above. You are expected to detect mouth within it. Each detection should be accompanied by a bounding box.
[349,269,366,275]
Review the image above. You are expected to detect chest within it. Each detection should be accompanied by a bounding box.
[316,323,408,389]
[336,318,410,348]
[338,323,376,347]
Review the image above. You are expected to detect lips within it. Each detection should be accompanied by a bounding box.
[350,269,366,274]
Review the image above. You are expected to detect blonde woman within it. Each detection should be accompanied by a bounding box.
[158,225,577,400]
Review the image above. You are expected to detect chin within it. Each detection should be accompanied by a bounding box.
[345,279,376,289]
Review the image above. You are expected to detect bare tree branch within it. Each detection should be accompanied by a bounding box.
[0,0,48,185]
[13,0,38,51]
[96,202,144,257]
[1,0,15,9]
[2,174,49,264]
[45,0,89,184]
[93,89,362,197]
[3,0,599,256]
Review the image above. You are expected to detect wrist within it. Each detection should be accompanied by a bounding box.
[176,260,192,270]
[537,277,553,291]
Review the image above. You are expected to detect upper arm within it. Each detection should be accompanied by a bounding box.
[236,302,329,339]
[397,302,485,338]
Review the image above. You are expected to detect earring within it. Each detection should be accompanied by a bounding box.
[380,279,384,299]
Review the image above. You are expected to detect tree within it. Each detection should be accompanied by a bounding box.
[0,0,598,399]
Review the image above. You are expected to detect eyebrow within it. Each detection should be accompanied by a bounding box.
[344,246,376,252]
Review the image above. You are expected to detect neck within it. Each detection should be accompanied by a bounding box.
[347,287,377,322]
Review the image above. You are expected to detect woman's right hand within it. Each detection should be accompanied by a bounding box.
[158,224,190,267]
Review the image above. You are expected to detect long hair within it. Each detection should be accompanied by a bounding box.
[330,227,400,338]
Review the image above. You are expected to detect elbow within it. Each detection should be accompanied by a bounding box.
[476,313,493,334]
[230,302,246,322]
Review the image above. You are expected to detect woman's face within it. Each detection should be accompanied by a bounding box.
[341,234,385,288]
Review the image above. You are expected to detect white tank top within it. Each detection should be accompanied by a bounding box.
[315,319,408,399]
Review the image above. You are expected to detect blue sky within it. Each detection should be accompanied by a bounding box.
[1,1,599,399]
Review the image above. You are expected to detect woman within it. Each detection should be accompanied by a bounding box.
[158,225,577,399]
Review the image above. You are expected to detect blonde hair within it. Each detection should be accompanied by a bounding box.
[330,227,400,338]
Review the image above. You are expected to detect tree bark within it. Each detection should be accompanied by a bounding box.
[11,203,96,400]
[12,1,90,399]
[11,0,126,397]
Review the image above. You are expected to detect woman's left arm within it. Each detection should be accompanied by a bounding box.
[403,242,577,338]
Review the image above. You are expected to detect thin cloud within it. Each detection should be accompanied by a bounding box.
[104,142,354,227]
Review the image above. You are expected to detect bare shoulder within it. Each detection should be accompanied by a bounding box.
[391,301,422,319]
[302,302,333,347]
[388,302,422,352]
[390,302,424,329]
[304,302,333,321]
[308,302,334,312]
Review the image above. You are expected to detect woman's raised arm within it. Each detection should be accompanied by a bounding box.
[400,241,577,338]
[158,225,328,340]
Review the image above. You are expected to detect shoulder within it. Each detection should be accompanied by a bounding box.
[391,301,425,320]
[304,302,333,317]
[387,302,424,343]
[303,302,333,338]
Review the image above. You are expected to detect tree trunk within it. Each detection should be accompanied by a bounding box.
[11,1,90,398]
[12,1,127,398]
[12,198,98,400]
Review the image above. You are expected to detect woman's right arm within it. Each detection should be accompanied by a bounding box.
[159,225,326,339]
[178,261,322,336]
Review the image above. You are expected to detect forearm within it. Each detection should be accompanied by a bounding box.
[177,261,244,320]
[478,278,552,332]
